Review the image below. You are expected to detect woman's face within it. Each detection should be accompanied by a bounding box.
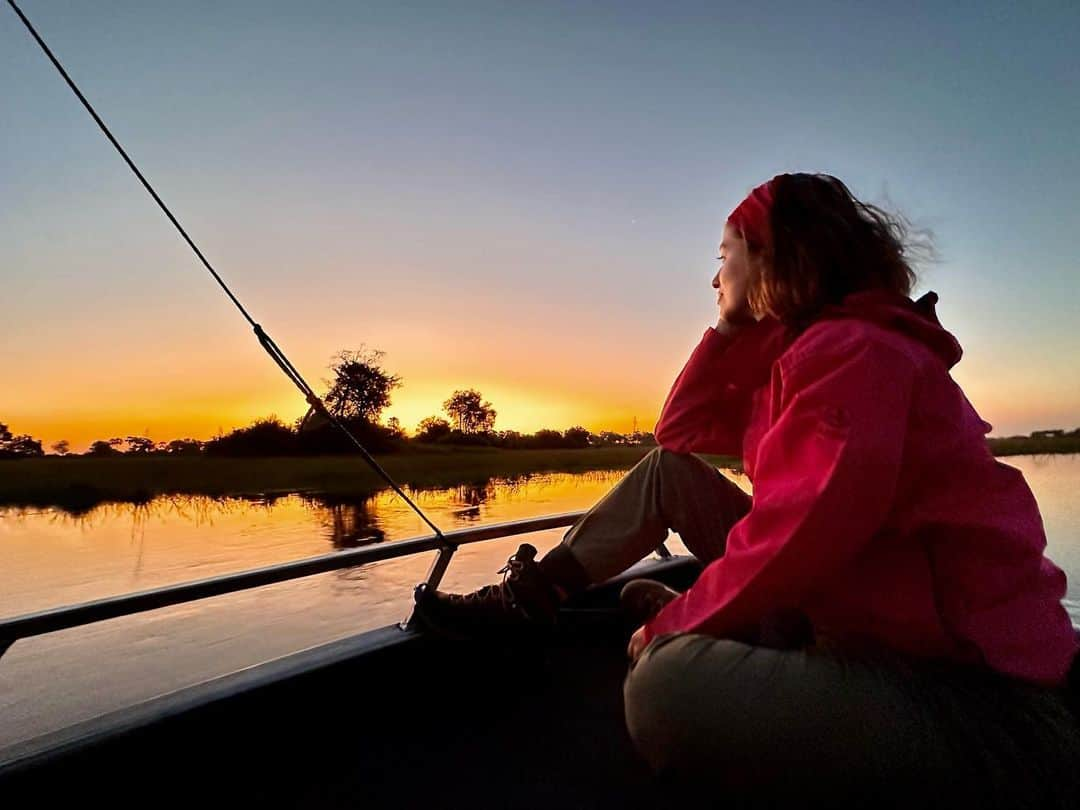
[712,222,759,324]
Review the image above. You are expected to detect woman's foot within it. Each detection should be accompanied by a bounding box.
[412,543,562,638]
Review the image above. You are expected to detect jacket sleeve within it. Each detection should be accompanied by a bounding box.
[654,317,789,456]
[642,334,917,643]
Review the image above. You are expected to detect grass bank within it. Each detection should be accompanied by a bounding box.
[987,435,1080,456]
[0,447,738,512]
[6,436,1071,513]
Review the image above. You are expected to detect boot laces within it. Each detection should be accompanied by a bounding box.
[497,555,527,582]
[448,551,527,610]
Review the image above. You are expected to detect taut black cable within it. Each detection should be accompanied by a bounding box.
[6,0,447,543]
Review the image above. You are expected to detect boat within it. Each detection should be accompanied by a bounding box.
[0,513,696,807]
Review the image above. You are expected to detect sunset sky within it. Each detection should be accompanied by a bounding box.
[3,1,1078,451]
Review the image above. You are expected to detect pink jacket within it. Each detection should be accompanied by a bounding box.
[644,290,1078,687]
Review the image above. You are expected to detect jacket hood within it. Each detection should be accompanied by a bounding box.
[821,289,964,369]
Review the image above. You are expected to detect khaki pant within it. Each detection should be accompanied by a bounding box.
[562,446,751,582]
[557,448,1080,808]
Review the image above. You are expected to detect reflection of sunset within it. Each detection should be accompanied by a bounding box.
[0,466,750,617]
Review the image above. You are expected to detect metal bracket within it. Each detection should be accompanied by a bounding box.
[399,543,457,630]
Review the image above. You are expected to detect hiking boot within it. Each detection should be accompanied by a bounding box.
[619,579,681,626]
[412,543,561,638]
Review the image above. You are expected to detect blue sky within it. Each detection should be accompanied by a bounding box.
[2,0,1078,446]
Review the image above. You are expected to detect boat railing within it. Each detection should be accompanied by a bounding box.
[0,510,673,662]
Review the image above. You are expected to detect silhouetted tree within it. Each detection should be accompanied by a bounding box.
[51,439,71,456]
[443,389,496,434]
[163,438,204,456]
[0,435,43,458]
[415,416,452,443]
[0,422,44,458]
[531,429,564,448]
[563,426,592,449]
[124,436,157,455]
[385,417,405,439]
[494,429,523,448]
[595,430,627,446]
[323,348,402,424]
[204,416,299,457]
[86,440,121,457]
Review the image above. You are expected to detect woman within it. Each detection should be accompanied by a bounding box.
[414,173,1080,808]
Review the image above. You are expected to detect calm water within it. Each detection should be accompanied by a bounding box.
[1,455,1077,751]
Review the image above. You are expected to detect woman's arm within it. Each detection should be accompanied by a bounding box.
[654,317,789,456]
[643,332,917,643]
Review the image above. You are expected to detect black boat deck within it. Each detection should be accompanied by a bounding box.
[1,559,704,809]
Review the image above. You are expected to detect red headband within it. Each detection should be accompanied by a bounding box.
[727,177,777,251]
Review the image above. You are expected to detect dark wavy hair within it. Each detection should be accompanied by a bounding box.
[743,173,939,329]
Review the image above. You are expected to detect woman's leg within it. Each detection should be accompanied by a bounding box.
[623,633,1080,809]
[413,447,751,633]
[545,447,751,586]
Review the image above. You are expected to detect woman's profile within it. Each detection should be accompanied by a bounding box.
[414,172,1080,807]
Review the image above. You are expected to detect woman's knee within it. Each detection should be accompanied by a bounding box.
[640,446,696,467]
[651,446,695,469]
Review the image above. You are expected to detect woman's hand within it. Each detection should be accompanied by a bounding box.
[715,308,767,336]
[714,316,741,336]
[627,625,649,663]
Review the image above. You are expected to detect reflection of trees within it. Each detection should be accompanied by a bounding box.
[4,468,643,538]
[304,495,385,590]
[306,495,386,549]
[2,467,666,592]
[41,494,280,533]
[396,469,634,513]
[445,482,493,522]
[452,482,494,506]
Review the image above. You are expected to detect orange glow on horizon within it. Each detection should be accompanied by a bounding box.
[9,381,666,453]
[8,297,1074,453]
[9,357,1075,453]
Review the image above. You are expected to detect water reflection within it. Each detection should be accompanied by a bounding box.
[0,468,674,616]
[308,497,385,549]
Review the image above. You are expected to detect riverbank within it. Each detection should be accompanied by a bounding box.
[1,446,736,512]
[987,435,1080,456]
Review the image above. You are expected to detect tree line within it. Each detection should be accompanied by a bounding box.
[1,348,657,458]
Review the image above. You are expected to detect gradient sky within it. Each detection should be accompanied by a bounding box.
[3,0,1078,451]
